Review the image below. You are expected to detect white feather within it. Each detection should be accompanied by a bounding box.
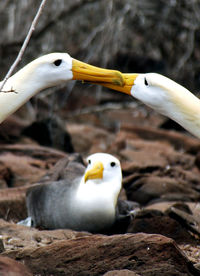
[0,53,73,123]
[132,73,200,138]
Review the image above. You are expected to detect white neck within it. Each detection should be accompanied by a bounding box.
[76,181,117,207]
[75,177,120,215]
[133,74,200,139]
[165,88,200,138]
[0,62,52,123]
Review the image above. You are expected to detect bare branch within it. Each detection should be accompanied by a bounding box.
[0,0,48,93]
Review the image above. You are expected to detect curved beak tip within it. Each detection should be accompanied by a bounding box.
[84,161,104,183]
[72,58,139,96]
[72,59,124,87]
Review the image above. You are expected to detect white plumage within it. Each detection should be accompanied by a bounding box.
[0,53,122,123]
[96,72,200,138]
[25,153,122,232]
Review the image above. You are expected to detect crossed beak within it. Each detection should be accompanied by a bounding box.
[72,59,138,95]
[84,161,104,183]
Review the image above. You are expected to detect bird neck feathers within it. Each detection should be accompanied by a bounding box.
[160,81,200,138]
[0,62,49,123]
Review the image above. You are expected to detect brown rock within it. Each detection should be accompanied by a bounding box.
[66,104,164,133]
[3,233,198,276]
[194,151,200,170]
[0,239,4,253]
[22,116,74,153]
[104,270,141,276]
[166,205,200,236]
[0,219,90,251]
[146,201,179,212]
[0,116,28,144]
[0,162,12,189]
[67,123,114,154]
[0,144,66,187]
[125,175,200,205]
[119,137,196,175]
[121,124,200,153]
[0,187,27,221]
[127,209,195,243]
[0,256,32,276]
[119,136,200,207]
[120,138,170,171]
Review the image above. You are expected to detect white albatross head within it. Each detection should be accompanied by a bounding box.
[73,153,122,232]
[84,152,122,185]
[77,153,122,208]
[92,72,200,138]
[0,52,124,123]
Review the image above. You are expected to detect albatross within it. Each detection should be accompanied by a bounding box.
[93,72,200,138]
[26,153,122,232]
[0,52,124,123]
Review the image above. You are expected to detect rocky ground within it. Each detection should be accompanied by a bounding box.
[0,100,199,276]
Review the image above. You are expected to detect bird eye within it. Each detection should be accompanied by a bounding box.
[53,59,62,66]
[144,77,148,86]
[88,160,91,164]
[110,162,116,167]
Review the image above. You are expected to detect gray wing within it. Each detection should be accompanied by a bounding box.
[26,155,85,229]
[39,153,85,183]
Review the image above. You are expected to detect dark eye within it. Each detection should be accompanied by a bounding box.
[144,77,148,86]
[53,59,62,66]
[88,160,91,164]
[110,162,116,167]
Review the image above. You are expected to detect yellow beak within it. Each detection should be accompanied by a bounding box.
[72,59,139,95]
[72,59,125,87]
[93,73,139,95]
[84,161,104,183]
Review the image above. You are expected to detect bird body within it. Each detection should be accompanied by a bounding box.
[26,153,122,232]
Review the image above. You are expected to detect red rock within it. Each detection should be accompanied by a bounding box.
[120,139,170,170]
[0,144,66,187]
[121,124,200,153]
[67,123,114,153]
[3,233,198,276]
[0,256,32,276]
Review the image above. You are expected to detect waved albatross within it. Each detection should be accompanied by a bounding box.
[92,72,200,139]
[26,153,123,233]
[0,53,123,123]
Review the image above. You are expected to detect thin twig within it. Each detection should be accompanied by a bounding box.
[0,0,48,92]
